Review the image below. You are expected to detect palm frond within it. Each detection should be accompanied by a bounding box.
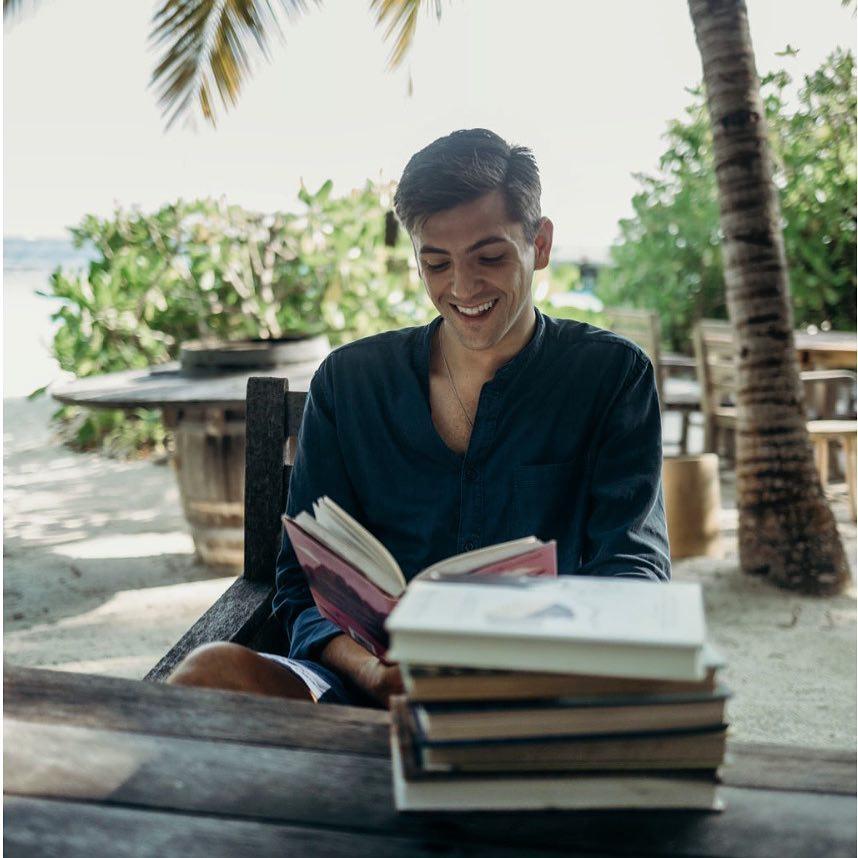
[149,0,317,131]
[4,0,43,22]
[370,0,443,71]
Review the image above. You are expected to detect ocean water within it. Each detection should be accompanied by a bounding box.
[3,238,94,398]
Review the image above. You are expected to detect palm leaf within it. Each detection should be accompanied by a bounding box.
[149,0,316,131]
[370,0,443,71]
[4,0,43,21]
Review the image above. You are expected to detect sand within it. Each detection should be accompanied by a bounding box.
[3,395,856,749]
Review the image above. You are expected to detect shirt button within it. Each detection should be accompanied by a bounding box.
[464,466,477,482]
[463,540,477,551]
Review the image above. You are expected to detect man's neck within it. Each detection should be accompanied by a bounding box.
[442,307,537,384]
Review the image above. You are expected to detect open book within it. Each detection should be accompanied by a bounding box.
[283,496,557,659]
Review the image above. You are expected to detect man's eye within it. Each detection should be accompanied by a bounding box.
[480,255,505,265]
[424,261,449,272]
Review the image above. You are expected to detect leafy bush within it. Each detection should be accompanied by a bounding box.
[599,49,856,351]
[44,180,433,454]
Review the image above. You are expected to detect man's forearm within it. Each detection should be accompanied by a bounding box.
[317,633,381,695]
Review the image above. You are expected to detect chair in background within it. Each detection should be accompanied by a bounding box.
[691,320,738,458]
[604,307,699,455]
[693,319,857,518]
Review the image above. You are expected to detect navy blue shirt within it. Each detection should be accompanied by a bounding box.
[273,309,670,662]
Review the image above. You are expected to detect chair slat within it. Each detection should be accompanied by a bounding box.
[244,378,291,585]
[605,307,663,402]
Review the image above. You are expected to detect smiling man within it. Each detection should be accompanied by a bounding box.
[168,129,671,707]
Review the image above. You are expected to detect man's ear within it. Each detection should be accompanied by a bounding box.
[533,218,554,271]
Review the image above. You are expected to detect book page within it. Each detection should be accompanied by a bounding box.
[292,511,404,597]
[316,497,406,594]
[416,537,541,579]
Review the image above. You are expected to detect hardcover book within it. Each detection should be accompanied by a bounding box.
[411,687,731,742]
[400,658,721,703]
[416,724,729,773]
[386,576,708,680]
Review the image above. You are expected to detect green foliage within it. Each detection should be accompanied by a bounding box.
[599,49,857,351]
[534,262,605,328]
[45,180,432,455]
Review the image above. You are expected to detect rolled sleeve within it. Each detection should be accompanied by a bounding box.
[580,352,671,582]
[271,357,363,660]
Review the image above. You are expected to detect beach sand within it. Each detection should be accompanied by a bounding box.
[3,393,856,749]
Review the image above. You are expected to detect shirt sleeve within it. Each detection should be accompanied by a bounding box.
[579,350,671,582]
[271,356,362,660]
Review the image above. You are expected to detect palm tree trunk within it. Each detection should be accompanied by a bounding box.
[688,0,849,593]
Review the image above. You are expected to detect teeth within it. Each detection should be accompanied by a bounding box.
[456,299,496,316]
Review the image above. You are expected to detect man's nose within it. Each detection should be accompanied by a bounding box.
[450,266,482,299]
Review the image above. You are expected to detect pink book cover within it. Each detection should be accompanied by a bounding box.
[284,517,558,659]
[284,518,398,658]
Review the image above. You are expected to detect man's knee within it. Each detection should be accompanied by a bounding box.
[167,641,255,690]
[166,642,313,701]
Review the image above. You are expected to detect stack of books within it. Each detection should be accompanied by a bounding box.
[385,576,729,811]
[280,499,728,811]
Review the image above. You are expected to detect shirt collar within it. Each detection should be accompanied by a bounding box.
[418,307,546,390]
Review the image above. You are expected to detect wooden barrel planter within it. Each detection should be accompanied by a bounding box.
[168,335,329,569]
[662,453,723,560]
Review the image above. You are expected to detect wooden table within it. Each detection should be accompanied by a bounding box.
[5,665,856,857]
[794,331,857,371]
[50,360,319,569]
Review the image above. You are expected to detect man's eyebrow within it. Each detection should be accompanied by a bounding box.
[418,236,509,256]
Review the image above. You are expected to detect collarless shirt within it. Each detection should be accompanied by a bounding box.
[274,309,671,662]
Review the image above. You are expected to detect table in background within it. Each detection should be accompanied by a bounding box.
[51,360,318,569]
[794,331,857,371]
[5,665,855,858]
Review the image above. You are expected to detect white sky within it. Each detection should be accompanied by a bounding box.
[3,0,855,252]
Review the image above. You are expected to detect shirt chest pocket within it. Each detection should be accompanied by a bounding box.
[513,460,583,544]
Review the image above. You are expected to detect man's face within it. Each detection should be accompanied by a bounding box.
[412,190,553,353]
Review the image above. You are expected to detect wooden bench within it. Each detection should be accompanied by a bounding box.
[692,320,857,517]
[147,377,307,681]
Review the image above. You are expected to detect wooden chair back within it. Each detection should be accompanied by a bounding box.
[691,320,857,460]
[604,307,664,402]
[242,378,308,585]
[691,320,738,454]
[147,377,308,680]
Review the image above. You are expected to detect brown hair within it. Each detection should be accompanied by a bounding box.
[393,129,542,241]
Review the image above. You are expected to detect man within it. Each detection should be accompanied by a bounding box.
[168,129,670,706]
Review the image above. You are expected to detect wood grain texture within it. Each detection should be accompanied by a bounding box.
[7,666,854,793]
[722,740,856,795]
[50,362,317,410]
[244,378,296,584]
[4,664,388,756]
[5,717,855,858]
[3,797,594,858]
[144,576,274,681]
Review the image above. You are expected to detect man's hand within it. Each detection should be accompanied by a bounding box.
[319,633,403,708]
[361,661,404,708]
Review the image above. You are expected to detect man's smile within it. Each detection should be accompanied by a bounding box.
[452,298,498,319]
